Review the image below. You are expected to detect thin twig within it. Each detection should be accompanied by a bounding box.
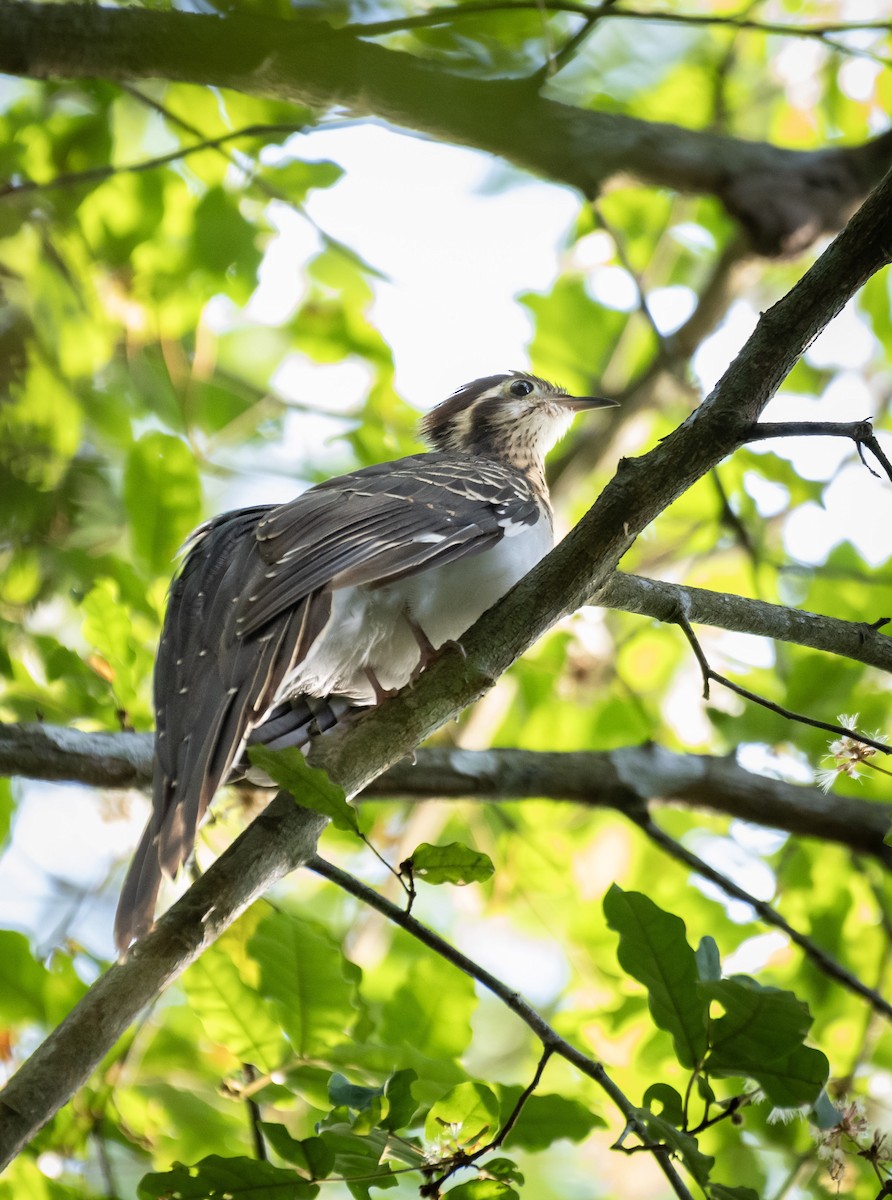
[308,855,696,1200]
[423,1047,554,1192]
[242,1064,268,1162]
[672,608,891,756]
[635,815,892,1021]
[342,1,891,43]
[0,123,307,199]
[747,419,892,483]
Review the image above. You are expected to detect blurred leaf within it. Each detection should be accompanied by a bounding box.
[259,1124,334,1179]
[424,1081,500,1147]
[249,909,360,1056]
[497,1090,606,1151]
[262,158,343,199]
[124,431,202,574]
[182,912,287,1071]
[137,1154,316,1199]
[329,1072,383,1112]
[247,746,359,833]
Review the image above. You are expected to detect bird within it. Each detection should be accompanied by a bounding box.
[114,371,617,951]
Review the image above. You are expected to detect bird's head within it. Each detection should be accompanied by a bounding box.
[420,371,617,471]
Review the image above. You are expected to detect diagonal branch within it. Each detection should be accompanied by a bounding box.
[635,815,892,1021]
[1,160,891,1170]
[309,855,695,1200]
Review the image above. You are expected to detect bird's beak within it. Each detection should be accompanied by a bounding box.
[557,395,619,412]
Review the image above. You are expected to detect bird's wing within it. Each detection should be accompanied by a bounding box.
[236,454,542,636]
[115,455,541,950]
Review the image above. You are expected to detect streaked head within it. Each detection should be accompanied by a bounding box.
[420,371,617,468]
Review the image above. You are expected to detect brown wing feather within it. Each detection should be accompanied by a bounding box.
[115,454,539,951]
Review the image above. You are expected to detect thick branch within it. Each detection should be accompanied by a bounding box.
[1,162,891,1169]
[2,724,888,860]
[2,2,891,254]
[597,572,892,674]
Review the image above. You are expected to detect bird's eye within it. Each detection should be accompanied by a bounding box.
[509,379,534,398]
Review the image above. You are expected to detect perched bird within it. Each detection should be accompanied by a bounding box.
[115,372,616,950]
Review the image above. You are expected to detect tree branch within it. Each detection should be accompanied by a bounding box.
[309,855,695,1200]
[1,158,891,1169]
[636,815,892,1021]
[2,2,891,255]
[597,572,892,674]
[2,723,889,861]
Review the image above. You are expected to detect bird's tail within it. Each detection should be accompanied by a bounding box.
[114,818,164,954]
[113,694,366,954]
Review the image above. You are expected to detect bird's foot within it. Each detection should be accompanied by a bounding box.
[364,666,400,705]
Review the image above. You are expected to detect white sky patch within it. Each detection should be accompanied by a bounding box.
[823,463,892,566]
[288,124,580,401]
[0,783,144,958]
[743,471,789,517]
[587,264,639,311]
[806,303,879,370]
[458,918,569,1005]
[688,833,777,922]
[838,57,882,103]
[723,931,788,975]
[566,229,615,270]
[715,630,776,671]
[782,502,841,565]
[647,285,697,335]
[692,300,759,392]
[737,742,815,786]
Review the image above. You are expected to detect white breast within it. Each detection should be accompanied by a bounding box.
[289,517,554,703]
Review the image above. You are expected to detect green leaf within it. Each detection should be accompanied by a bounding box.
[259,1125,334,1179]
[479,1157,523,1183]
[497,1090,605,1151]
[704,977,829,1107]
[0,933,84,1024]
[193,186,262,281]
[424,1082,500,1149]
[329,1072,384,1112]
[314,1128,398,1199]
[247,745,359,833]
[0,778,13,847]
[378,952,476,1063]
[447,1183,518,1200]
[137,1154,317,1199]
[262,158,344,200]
[708,1187,760,1200]
[124,431,202,574]
[642,1083,685,1127]
[629,1109,714,1186]
[696,936,721,982]
[406,841,494,886]
[181,913,287,1071]
[249,909,359,1056]
[382,1068,419,1132]
[604,886,708,1068]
